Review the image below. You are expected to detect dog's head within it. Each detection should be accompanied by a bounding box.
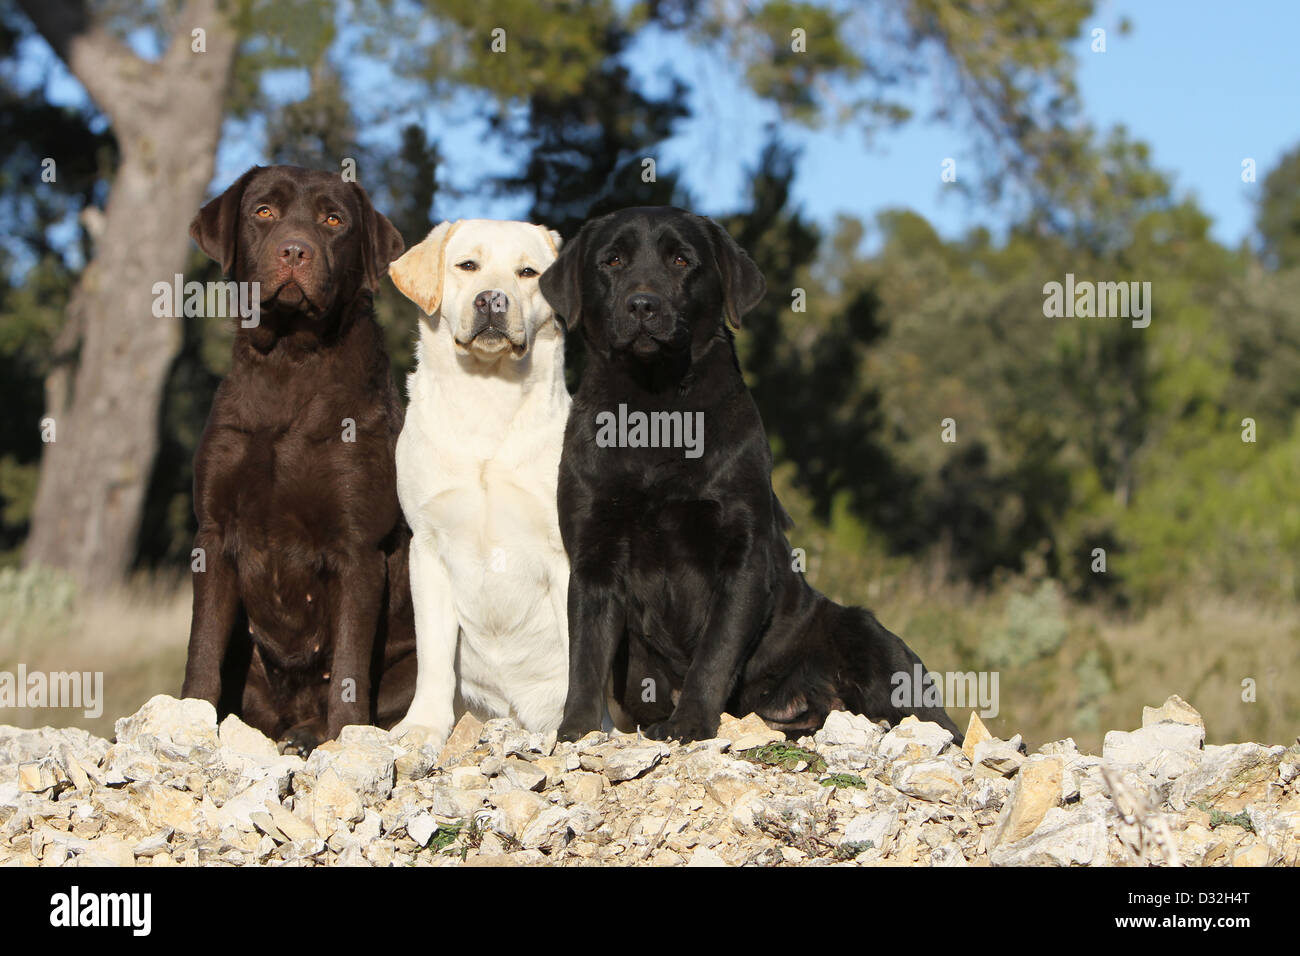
[388,219,563,364]
[538,207,765,363]
[189,165,404,318]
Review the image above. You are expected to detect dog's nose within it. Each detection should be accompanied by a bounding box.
[474,290,509,317]
[277,239,316,268]
[626,292,662,321]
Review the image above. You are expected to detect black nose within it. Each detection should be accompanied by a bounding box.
[626,292,662,321]
[277,239,315,268]
[474,289,509,316]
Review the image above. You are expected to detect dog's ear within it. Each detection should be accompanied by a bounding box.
[537,224,564,258]
[389,220,459,315]
[351,183,406,291]
[539,225,584,329]
[700,216,766,329]
[189,166,264,275]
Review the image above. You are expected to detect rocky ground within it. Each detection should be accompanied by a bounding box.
[0,695,1296,866]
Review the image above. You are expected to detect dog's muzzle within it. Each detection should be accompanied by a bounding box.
[457,289,523,356]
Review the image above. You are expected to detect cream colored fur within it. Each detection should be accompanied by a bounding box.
[388,219,570,745]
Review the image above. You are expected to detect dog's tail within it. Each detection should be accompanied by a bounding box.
[833,602,964,744]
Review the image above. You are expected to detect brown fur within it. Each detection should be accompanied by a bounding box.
[180,165,415,753]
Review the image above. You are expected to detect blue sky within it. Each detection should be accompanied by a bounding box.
[22,0,1300,254]
[616,0,1300,251]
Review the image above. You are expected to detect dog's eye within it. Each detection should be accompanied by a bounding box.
[603,254,622,268]
[255,205,273,219]
[456,260,479,272]
[324,213,343,227]
[672,254,690,268]
[517,267,538,278]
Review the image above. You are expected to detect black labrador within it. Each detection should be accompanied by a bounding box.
[181,165,416,753]
[540,206,962,744]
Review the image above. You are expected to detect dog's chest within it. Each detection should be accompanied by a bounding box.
[207,405,396,638]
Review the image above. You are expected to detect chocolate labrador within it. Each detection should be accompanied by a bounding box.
[540,206,962,744]
[180,165,416,753]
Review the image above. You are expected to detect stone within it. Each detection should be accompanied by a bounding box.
[437,713,485,766]
[263,800,316,842]
[449,765,486,790]
[962,711,993,763]
[493,790,547,838]
[815,710,883,750]
[1142,695,1205,734]
[843,808,898,851]
[18,760,57,794]
[1168,743,1284,812]
[994,756,1063,846]
[705,766,761,807]
[973,736,1025,777]
[305,736,395,801]
[137,782,201,835]
[686,846,729,867]
[562,771,604,805]
[717,712,785,750]
[879,721,953,763]
[601,744,668,782]
[1102,723,1204,769]
[501,757,547,792]
[310,767,365,837]
[519,807,572,850]
[1232,843,1269,867]
[406,812,438,848]
[218,714,279,759]
[990,803,1110,866]
[395,745,438,782]
[115,695,219,753]
[891,758,968,804]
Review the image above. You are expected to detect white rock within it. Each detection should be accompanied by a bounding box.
[406,812,438,848]
[878,721,953,763]
[1102,722,1203,769]
[990,804,1110,866]
[602,744,668,782]
[891,758,968,804]
[218,714,278,759]
[816,711,883,750]
[843,808,899,850]
[115,695,219,753]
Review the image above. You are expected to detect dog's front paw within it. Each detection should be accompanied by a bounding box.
[279,723,324,757]
[556,718,596,744]
[642,717,716,744]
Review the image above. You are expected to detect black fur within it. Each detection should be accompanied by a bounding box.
[541,206,962,743]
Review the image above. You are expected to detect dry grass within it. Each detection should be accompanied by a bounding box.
[0,569,190,739]
[853,564,1300,753]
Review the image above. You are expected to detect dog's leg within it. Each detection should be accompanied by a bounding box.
[536,556,571,732]
[181,526,240,705]
[325,549,385,740]
[391,533,460,746]
[644,564,769,744]
[556,572,625,742]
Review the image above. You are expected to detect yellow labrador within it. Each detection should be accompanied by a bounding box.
[388,220,569,745]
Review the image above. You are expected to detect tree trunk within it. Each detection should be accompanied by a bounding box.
[20,0,238,590]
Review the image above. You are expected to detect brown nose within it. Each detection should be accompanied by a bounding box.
[277,239,316,268]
